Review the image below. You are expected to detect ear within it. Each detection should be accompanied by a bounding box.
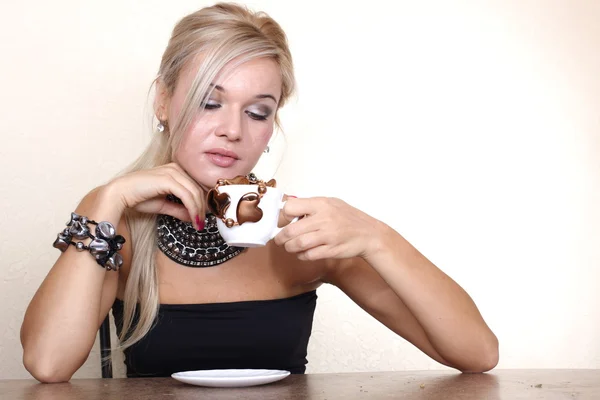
[153,78,171,124]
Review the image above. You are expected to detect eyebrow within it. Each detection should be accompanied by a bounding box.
[212,84,278,104]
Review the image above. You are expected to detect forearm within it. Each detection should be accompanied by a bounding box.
[21,189,122,382]
[364,223,499,372]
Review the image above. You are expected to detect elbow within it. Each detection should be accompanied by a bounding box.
[21,325,93,383]
[23,350,74,383]
[460,335,500,373]
[462,353,498,373]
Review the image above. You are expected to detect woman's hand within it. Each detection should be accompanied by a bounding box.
[102,162,206,229]
[274,197,385,261]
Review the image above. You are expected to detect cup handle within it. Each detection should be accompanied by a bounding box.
[270,200,299,239]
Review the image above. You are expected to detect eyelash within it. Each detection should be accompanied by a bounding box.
[203,103,269,121]
[247,111,268,121]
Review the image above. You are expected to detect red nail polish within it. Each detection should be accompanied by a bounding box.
[288,195,297,198]
[196,216,205,231]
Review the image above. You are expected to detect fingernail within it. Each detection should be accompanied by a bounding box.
[196,216,205,231]
[288,195,297,198]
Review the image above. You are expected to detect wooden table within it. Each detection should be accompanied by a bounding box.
[1,370,599,399]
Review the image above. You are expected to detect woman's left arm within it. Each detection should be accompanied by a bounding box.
[275,196,499,373]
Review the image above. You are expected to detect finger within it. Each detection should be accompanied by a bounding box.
[164,165,206,221]
[160,175,201,229]
[167,164,206,207]
[278,196,298,227]
[274,216,322,246]
[281,197,321,220]
[297,245,332,262]
[282,231,327,254]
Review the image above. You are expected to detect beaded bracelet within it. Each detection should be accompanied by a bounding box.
[52,213,125,271]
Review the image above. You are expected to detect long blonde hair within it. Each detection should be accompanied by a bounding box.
[115,2,296,353]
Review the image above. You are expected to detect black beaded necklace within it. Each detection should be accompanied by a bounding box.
[156,195,244,267]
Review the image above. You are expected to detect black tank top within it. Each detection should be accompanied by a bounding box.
[111,290,317,377]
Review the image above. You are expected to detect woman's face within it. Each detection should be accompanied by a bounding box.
[163,56,282,189]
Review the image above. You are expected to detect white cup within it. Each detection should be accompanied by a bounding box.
[214,185,297,247]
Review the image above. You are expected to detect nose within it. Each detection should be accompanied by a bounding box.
[215,110,242,141]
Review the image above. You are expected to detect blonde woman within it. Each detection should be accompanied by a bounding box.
[20,2,499,383]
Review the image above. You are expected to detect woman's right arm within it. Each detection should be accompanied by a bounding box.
[20,163,206,383]
[20,185,128,383]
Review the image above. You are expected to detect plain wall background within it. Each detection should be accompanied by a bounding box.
[1,0,598,379]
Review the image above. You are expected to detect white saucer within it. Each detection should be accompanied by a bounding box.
[171,369,291,388]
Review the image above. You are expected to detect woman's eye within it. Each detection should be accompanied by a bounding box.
[202,101,221,110]
[246,111,268,121]
[200,101,270,121]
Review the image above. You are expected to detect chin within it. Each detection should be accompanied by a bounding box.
[194,167,252,189]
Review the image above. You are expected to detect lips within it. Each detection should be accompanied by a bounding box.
[205,148,239,168]
[206,148,239,159]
